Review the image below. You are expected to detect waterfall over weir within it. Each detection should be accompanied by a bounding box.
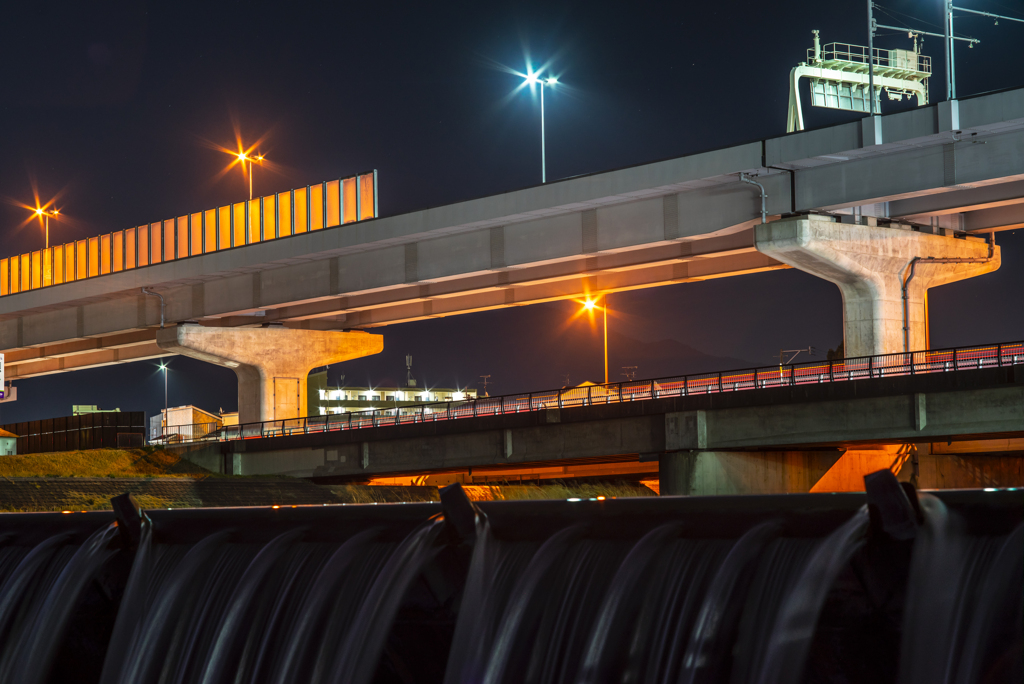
[0,476,1019,684]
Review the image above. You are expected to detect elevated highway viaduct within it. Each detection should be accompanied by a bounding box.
[171,364,1024,495]
[2,90,1023,422]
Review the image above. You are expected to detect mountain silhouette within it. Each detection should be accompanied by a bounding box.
[605,331,757,382]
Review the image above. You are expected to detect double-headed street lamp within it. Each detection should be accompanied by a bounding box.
[237,151,265,200]
[521,72,558,183]
[582,297,609,385]
[33,207,59,249]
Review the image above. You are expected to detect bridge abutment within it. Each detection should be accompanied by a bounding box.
[156,324,383,424]
[755,215,999,356]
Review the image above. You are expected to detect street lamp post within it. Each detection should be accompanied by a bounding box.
[237,152,265,200]
[522,73,558,183]
[583,297,609,385]
[158,361,169,439]
[33,208,59,249]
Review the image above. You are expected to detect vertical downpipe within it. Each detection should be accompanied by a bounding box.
[141,288,165,328]
[739,174,767,224]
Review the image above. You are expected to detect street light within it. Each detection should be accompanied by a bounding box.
[158,361,169,440]
[237,151,265,200]
[582,297,609,385]
[32,207,59,249]
[521,72,559,183]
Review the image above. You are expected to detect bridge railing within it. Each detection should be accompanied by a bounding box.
[156,340,1024,445]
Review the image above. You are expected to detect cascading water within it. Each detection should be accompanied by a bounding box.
[98,505,449,684]
[444,505,870,684]
[0,474,1017,684]
[0,520,122,684]
[899,493,1023,684]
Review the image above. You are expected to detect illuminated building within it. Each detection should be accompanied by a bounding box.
[307,371,477,417]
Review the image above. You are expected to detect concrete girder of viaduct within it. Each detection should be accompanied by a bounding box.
[755,214,999,357]
[155,325,383,424]
[2,330,164,379]
[0,244,784,380]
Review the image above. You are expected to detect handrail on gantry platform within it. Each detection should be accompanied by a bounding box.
[156,341,1024,445]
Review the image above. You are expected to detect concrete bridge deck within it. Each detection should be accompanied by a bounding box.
[2,89,1023,380]
[169,364,1024,495]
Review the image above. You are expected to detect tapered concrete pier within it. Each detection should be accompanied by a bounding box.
[156,325,383,423]
[756,215,999,357]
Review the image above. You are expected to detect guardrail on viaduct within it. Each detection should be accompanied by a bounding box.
[156,340,1024,445]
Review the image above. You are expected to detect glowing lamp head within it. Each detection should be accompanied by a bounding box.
[583,299,596,311]
[546,77,558,85]
[35,208,43,216]
[524,73,540,85]
[52,209,58,215]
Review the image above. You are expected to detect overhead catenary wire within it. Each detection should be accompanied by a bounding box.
[952,5,1024,24]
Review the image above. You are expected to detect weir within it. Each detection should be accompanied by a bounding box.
[0,473,1018,684]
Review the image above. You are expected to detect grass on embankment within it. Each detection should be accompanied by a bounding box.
[327,481,656,504]
[0,448,213,478]
[462,482,655,501]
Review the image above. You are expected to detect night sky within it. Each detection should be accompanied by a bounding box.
[1,0,1022,424]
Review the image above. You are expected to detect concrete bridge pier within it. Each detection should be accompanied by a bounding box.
[156,324,383,424]
[755,215,999,357]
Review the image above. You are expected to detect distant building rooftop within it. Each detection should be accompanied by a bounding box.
[73,405,121,415]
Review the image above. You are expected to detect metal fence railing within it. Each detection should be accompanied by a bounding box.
[808,42,932,74]
[161,341,1024,445]
[150,422,223,445]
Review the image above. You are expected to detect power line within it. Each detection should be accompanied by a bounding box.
[874,3,942,31]
[952,4,1024,25]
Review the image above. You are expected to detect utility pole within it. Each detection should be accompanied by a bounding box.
[479,375,491,397]
[779,347,816,366]
[603,303,608,385]
[946,0,956,99]
[867,0,876,115]
[540,84,546,183]
[405,355,416,388]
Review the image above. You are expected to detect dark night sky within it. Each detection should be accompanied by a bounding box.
[1,0,1022,423]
